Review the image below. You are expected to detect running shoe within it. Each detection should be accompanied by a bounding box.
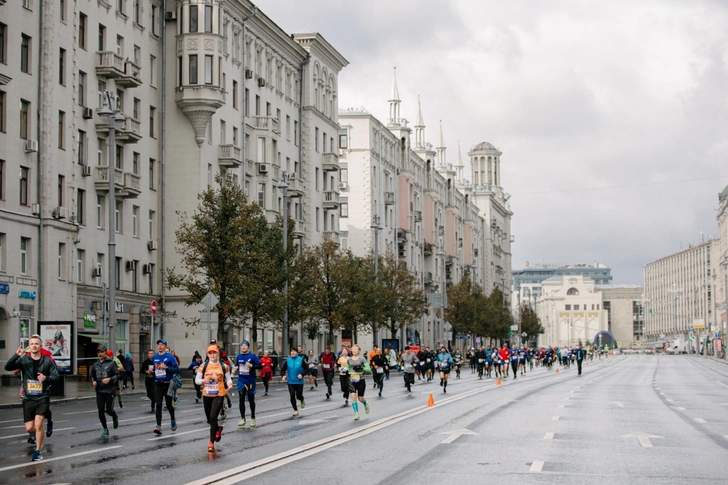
[171,420,178,431]
[118,397,123,408]
[378,391,382,397]
[31,450,43,461]
[408,391,412,396]
[195,397,199,403]
[214,426,222,442]
[46,419,54,437]
[220,409,226,420]
[153,426,162,435]
[310,386,314,391]
[250,419,256,428]
[364,403,370,414]
[345,399,348,406]
[353,412,360,421]
[27,434,36,445]
[326,392,330,400]
[112,414,119,429]
[173,397,179,406]
[101,428,109,437]
[314,381,318,387]
[292,410,299,417]
[300,400,305,409]
[238,418,246,427]
[207,441,215,452]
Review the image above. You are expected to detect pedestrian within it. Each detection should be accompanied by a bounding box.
[259,350,273,396]
[337,347,350,405]
[91,345,120,437]
[123,352,135,390]
[235,341,261,428]
[3,335,59,461]
[141,349,156,412]
[575,344,587,375]
[152,339,180,435]
[281,347,307,417]
[399,346,419,396]
[319,347,336,399]
[188,354,203,403]
[347,344,371,420]
[195,345,232,452]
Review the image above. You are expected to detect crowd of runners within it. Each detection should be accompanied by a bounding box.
[4,335,610,459]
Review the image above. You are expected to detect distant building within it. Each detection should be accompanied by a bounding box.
[599,285,645,349]
[512,262,612,310]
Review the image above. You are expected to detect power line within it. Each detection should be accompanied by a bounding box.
[511,175,728,196]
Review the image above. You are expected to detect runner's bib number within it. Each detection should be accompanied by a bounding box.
[404,364,413,370]
[350,376,360,383]
[376,367,384,374]
[26,379,42,396]
[205,380,219,395]
[309,364,316,369]
[478,358,484,363]
[239,366,250,375]
[155,367,167,378]
[440,361,449,369]
[323,364,331,370]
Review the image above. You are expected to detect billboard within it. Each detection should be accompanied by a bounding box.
[38,321,73,374]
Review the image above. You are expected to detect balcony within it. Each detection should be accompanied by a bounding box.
[384,192,395,205]
[94,166,123,193]
[218,144,243,168]
[120,172,141,198]
[414,210,422,222]
[424,242,433,256]
[446,255,455,266]
[424,271,433,285]
[96,117,142,144]
[287,173,304,198]
[96,52,142,87]
[323,190,340,210]
[293,219,305,238]
[322,152,339,172]
[323,231,340,246]
[251,116,280,135]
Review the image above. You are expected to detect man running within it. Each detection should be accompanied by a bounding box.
[453,348,463,379]
[436,346,454,393]
[510,344,520,379]
[475,347,486,379]
[91,345,120,437]
[152,338,179,435]
[370,347,388,397]
[235,340,261,428]
[399,346,419,396]
[281,347,307,417]
[259,350,273,396]
[4,335,59,461]
[195,345,232,452]
[337,347,350,406]
[575,344,587,375]
[307,350,319,391]
[141,349,156,412]
[320,347,337,399]
[498,343,511,380]
[347,345,371,420]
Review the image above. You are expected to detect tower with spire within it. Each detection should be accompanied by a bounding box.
[388,67,401,126]
[436,121,447,168]
[415,95,425,148]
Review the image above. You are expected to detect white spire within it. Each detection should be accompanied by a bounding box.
[414,95,426,148]
[388,67,401,125]
[416,95,424,127]
[456,140,464,182]
[436,120,447,167]
[438,120,445,148]
[390,66,400,101]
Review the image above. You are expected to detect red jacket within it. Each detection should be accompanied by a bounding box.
[259,356,273,377]
[498,348,510,361]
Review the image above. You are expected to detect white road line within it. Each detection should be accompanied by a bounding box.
[552,416,560,421]
[0,445,122,472]
[563,397,569,401]
[676,407,686,412]
[544,433,554,440]
[118,416,153,423]
[558,405,565,408]
[716,381,728,389]
[666,399,674,403]
[0,420,69,430]
[530,461,545,472]
[147,428,207,441]
[0,427,75,440]
[63,410,97,415]
[695,418,707,424]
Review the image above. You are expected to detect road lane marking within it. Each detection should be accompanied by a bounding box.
[147,428,207,441]
[0,427,75,440]
[623,432,662,448]
[63,410,97,415]
[529,461,545,472]
[666,399,674,403]
[716,381,728,389]
[0,420,69,430]
[676,407,686,411]
[558,405,565,408]
[563,397,569,401]
[544,433,554,440]
[0,445,122,472]
[552,416,560,421]
[439,428,477,444]
[695,418,707,424]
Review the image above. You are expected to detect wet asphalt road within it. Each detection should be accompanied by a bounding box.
[1,355,727,485]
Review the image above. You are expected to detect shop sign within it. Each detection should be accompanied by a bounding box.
[0,283,9,294]
[19,290,37,300]
[83,312,97,328]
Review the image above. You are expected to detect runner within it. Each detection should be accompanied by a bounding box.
[337,347,350,406]
[281,347,307,417]
[498,343,511,380]
[259,350,274,396]
[14,345,56,443]
[188,353,203,403]
[108,350,124,408]
[510,344,520,379]
[4,335,59,461]
[436,346,454,393]
[399,346,419,396]
[369,346,379,389]
[518,346,527,376]
[484,346,493,378]
[235,340,261,428]
[319,347,337,399]
[370,347,388,397]
[141,349,156,412]
[152,338,179,435]
[453,348,463,379]
[91,345,120,437]
[195,345,233,452]
[347,344,371,420]
[475,346,486,379]
[307,350,319,391]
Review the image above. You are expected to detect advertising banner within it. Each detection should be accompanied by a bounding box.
[38,321,73,374]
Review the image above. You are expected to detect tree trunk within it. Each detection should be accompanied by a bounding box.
[251,310,258,354]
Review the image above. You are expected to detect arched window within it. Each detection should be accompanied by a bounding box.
[567,288,579,296]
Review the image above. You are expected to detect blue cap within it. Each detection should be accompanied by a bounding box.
[156,339,167,345]
[241,340,250,347]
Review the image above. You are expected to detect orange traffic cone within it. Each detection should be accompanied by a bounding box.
[555,368,560,373]
[427,394,435,407]
[496,377,502,386]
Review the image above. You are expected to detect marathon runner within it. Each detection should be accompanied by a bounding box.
[436,346,454,393]
[235,340,261,428]
[195,345,232,452]
[399,346,419,396]
[281,347,307,417]
[370,347,388,397]
[141,349,156,412]
[91,345,119,437]
[337,347,350,406]
[347,345,371,420]
[320,347,337,399]
[259,350,274,396]
[152,338,179,435]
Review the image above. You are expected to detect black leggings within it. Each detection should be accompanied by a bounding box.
[123,371,134,388]
[339,374,350,398]
[404,372,415,392]
[261,373,271,393]
[96,392,117,429]
[323,370,334,392]
[154,382,176,426]
[203,396,225,442]
[238,384,256,419]
[288,384,303,410]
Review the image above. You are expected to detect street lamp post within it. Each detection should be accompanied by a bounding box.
[278,172,289,357]
[371,215,381,348]
[98,91,125,353]
[667,283,683,350]
[641,295,650,355]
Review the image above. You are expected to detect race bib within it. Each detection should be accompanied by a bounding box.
[478,358,484,363]
[309,363,316,369]
[350,376,360,383]
[26,379,42,396]
[155,367,167,378]
[340,367,348,374]
[205,381,219,395]
[404,364,413,370]
[426,359,431,363]
[376,367,384,374]
[440,361,449,368]
[148,365,154,372]
[240,367,250,375]
[323,363,331,370]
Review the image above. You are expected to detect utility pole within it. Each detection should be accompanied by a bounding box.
[371,215,381,348]
[279,173,289,357]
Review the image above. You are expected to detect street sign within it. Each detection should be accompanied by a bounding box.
[200,291,218,310]
[709,332,715,339]
[151,300,157,315]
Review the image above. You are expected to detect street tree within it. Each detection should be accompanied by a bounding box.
[445,274,479,341]
[377,251,428,342]
[519,305,545,344]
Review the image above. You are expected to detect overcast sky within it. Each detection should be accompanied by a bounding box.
[255,0,728,285]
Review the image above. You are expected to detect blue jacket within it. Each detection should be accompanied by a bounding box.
[152,352,180,382]
[281,355,306,385]
[235,352,262,387]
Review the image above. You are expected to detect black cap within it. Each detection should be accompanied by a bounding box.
[97,345,107,353]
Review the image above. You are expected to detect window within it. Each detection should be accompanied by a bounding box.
[0,160,4,200]
[315,167,320,191]
[150,55,156,86]
[255,95,260,115]
[115,144,123,170]
[76,249,84,283]
[59,48,66,85]
[0,233,5,272]
[132,206,139,237]
[266,102,271,117]
[96,195,104,228]
[20,237,30,275]
[232,80,238,108]
[244,88,249,116]
[233,126,238,146]
[339,129,348,149]
[316,208,320,231]
[133,45,140,66]
[565,304,571,310]
[21,35,31,74]
[219,120,226,144]
[133,0,140,24]
[147,263,154,294]
[257,137,266,163]
[117,0,125,15]
[149,158,155,189]
[286,115,290,141]
[315,127,319,152]
[115,200,122,233]
[78,71,86,106]
[78,14,87,49]
[340,203,348,218]
[188,55,198,84]
[116,35,123,56]
[0,23,7,64]
[115,257,121,289]
[574,305,580,311]
[189,5,198,32]
[57,175,65,207]
[77,189,85,225]
[148,210,155,239]
[132,152,139,175]
[20,167,29,205]
[205,5,213,32]
[133,98,140,119]
[177,56,182,86]
[95,253,103,285]
[98,24,106,51]
[205,55,213,84]
[149,106,156,137]
[58,243,66,279]
[294,120,298,146]
[151,5,158,36]
[20,100,30,139]
[257,183,265,207]
[60,0,67,21]
[97,137,105,166]
[132,259,138,292]
[340,168,348,182]
[58,111,65,149]
[22,0,32,10]
[0,90,5,132]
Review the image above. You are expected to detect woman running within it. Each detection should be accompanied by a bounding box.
[195,345,232,453]
[453,348,462,379]
[259,350,273,396]
[281,348,306,417]
[436,346,454,393]
[337,347,350,406]
[347,345,371,421]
